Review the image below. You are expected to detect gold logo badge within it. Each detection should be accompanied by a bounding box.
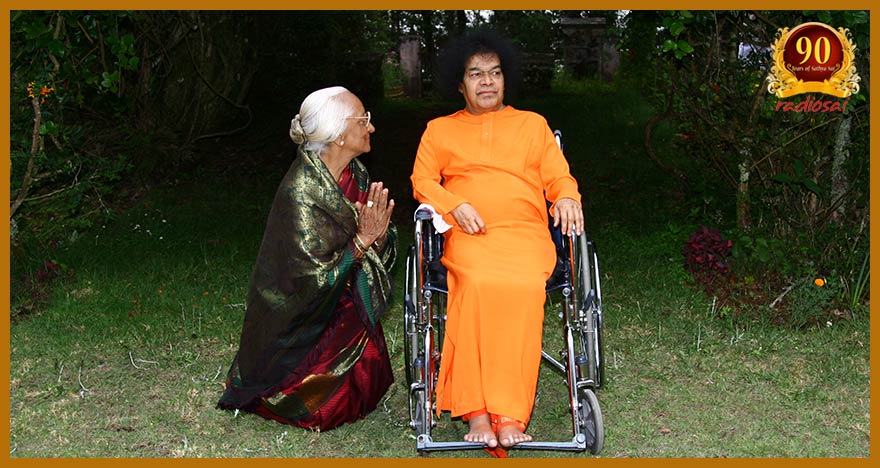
[766,22,860,98]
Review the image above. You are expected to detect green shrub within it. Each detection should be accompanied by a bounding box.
[784,277,841,329]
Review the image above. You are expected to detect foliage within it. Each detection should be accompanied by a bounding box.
[783,276,841,329]
[249,11,394,106]
[9,10,399,292]
[835,226,870,315]
[491,10,561,52]
[841,251,870,314]
[373,10,565,97]
[381,50,407,94]
[729,225,807,279]
[10,11,144,260]
[618,10,870,324]
[682,225,733,290]
[660,10,696,59]
[9,259,72,320]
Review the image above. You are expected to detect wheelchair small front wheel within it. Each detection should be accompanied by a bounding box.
[578,387,604,455]
[410,387,428,435]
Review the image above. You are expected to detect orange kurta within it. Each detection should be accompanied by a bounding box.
[411,105,581,424]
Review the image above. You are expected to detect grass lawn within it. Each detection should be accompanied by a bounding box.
[8,84,870,458]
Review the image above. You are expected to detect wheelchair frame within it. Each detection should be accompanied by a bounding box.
[403,131,606,454]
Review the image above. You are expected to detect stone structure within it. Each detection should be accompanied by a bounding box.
[561,16,619,81]
[399,35,422,98]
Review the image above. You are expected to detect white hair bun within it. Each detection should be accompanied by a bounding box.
[289,114,306,143]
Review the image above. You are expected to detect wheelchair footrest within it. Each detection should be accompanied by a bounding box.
[416,434,587,452]
[514,435,587,451]
[416,436,485,452]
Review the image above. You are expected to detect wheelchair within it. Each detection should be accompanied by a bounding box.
[403,131,606,455]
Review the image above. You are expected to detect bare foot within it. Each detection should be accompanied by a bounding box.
[464,413,498,448]
[498,424,532,448]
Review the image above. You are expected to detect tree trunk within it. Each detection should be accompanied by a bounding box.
[831,114,852,221]
[737,158,752,231]
[456,10,468,34]
[419,11,436,84]
[148,11,259,145]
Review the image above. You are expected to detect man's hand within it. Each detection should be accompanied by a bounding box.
[552,197,584,236]
[451,202,487,235]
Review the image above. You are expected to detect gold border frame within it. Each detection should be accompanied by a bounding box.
[766,21,861,98]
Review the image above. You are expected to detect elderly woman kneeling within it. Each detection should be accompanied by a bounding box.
[218,86,397,431]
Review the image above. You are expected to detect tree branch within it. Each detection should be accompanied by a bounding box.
[21,184,77,204]
[644,95,688,185]
[10,97,44,219]
[46,13,64,72]
[749,117,840,172]
[75,17,94,43]
[182,19,253,142]
[749,10,782,31]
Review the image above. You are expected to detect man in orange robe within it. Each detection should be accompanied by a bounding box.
[410,30,584,450]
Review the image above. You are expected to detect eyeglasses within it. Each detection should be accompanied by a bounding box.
[466,69,503,81]
[346,111,371,128]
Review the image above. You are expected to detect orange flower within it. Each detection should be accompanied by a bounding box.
[814,278,826,287]
[26,82,53,100]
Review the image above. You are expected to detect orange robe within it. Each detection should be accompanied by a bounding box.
[411,105,581,425]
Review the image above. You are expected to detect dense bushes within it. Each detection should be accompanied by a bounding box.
[8,11,393,316]
[618,11,870,326]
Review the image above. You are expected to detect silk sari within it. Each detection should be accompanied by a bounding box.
[218,146,397,430]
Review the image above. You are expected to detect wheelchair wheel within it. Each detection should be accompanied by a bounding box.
[587,240,605,388]
[573,235,604,388]
[404,246,418,387]
[577,387,604,455]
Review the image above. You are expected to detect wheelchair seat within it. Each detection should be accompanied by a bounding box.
[416,206,572,295]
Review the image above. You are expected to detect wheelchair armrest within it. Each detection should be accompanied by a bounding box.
[415,209,435,222]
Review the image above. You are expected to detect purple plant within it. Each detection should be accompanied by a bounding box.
[683,225,733,287]
[34,260,62,283]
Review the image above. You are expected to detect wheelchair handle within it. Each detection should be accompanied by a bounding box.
[415,209,434,222]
